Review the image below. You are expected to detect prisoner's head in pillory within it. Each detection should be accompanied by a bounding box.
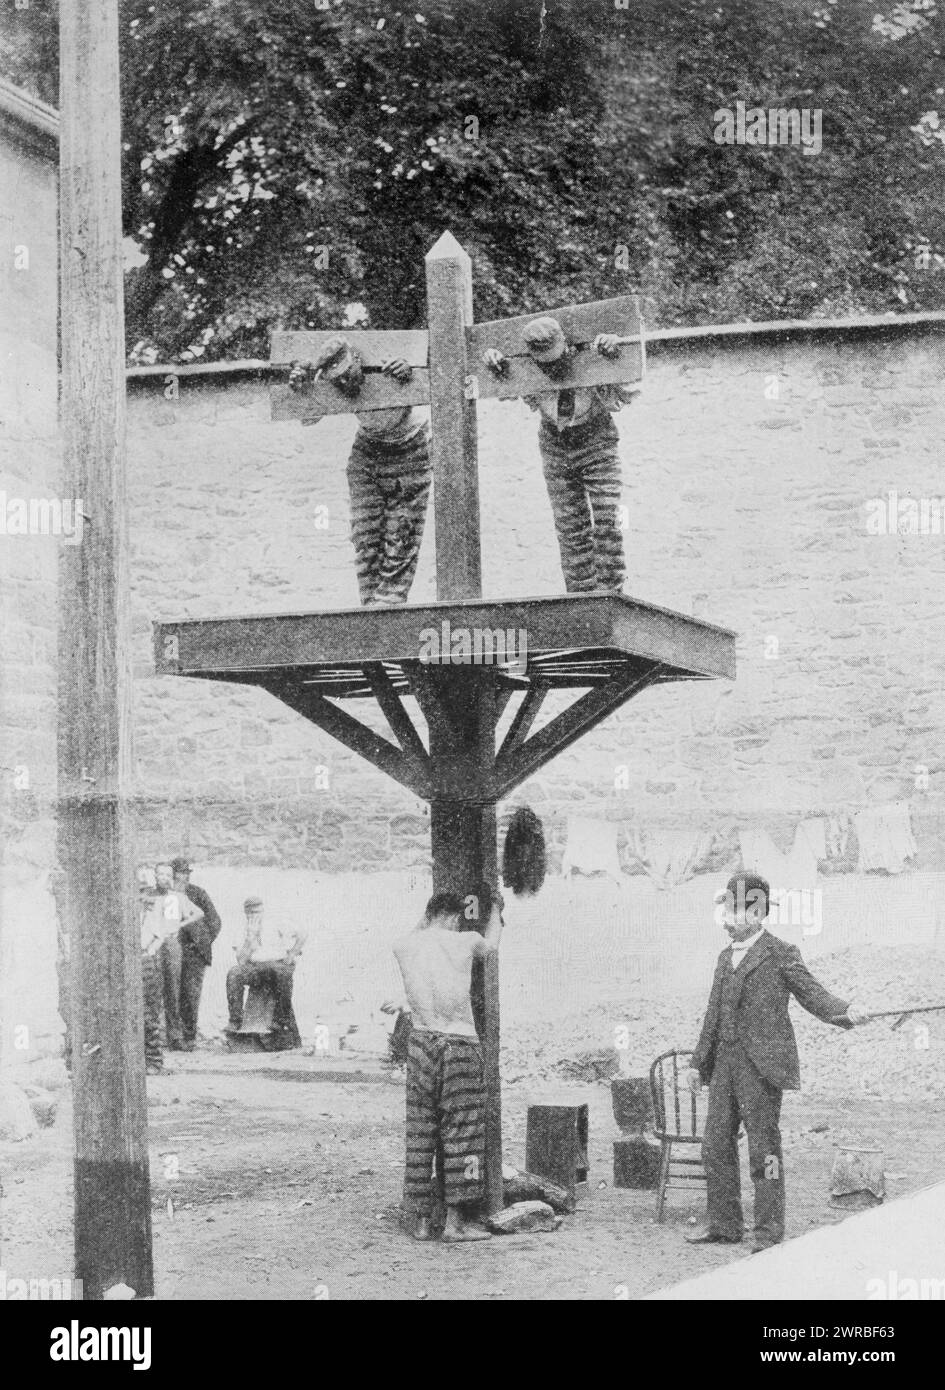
[714,871,771,941]
[522,316,571,378]
[315,335,365,395]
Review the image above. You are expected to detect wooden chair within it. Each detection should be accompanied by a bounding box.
[649,1049,707,1221]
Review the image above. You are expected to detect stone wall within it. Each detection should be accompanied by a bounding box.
[0,118,60,1061]
[127,320,945,874]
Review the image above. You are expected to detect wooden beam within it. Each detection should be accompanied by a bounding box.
[404,663,463,754]
[266,680,431,800]
[152,595,736,682]
[427,672,502,1216]
[363,662,429,770]
[498,680,549,760]
[494,663,663,799]
[271,329,429,366]
[469,295,641,357]
[59,0,153,1300]
[425,232,481,601]
[271,372,430,422]
[467,295,643,401]
[470,352,643,404]
[494,686,517,721]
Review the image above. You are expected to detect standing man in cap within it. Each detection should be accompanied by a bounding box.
[685,872,869,1253]
[226,896,306,1043]
[482,318,637,593]
[288,336,432,605]
[171,857,222,1050]
[151,860,205,1052]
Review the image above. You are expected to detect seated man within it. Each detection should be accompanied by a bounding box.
[226,896,305,1040]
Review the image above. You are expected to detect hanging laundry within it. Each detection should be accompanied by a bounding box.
[738,826,790,886]
[561,817,623,880]
[853,802,917,874]
[826,815,851,860]
[626,826,717,889]
[796,818,827,862]
[782,820,825,893]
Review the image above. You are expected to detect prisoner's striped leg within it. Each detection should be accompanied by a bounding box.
[539,432,598,593]
[403,1031,441,1217]
[582,444,627,592]
[346,442,385,605]
[439,1037,485,1209]
[373,432,432,604]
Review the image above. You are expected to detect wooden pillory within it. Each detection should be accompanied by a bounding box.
[155,232,736,1217]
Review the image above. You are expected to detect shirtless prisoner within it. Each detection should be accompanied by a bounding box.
[393,889,503,1241]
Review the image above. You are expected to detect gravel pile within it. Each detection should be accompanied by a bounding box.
[502,944,945,1103]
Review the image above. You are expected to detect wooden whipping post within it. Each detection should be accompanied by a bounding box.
[423,232,502,1215]
[59,0,153,1297]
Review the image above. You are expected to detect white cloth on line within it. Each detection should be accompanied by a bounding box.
[561,817,623,880]
[627,826,716,889]
[854,802,917,874]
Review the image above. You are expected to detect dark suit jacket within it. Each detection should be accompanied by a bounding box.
[180,883,222,967]
[691,931,851,1091]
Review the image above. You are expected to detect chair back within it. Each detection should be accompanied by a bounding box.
[649,1049,705,1142]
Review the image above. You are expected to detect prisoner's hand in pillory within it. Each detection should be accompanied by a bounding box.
[686,1067,702,1095]
[593,333,621,359]
[288,359,315,392]
[380,357,413,383]
[482,348,510,375]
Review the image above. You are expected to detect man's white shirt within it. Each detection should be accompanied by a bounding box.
[729,926,766,970]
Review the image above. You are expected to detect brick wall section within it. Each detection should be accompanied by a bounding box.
[127,322,945,872]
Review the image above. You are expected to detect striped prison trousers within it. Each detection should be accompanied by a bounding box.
[404,1028,485,1216]
[141,952,163,1070]
[346,425,432,605]
[538,407,626,593]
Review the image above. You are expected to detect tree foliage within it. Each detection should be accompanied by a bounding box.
[3,0,945,362]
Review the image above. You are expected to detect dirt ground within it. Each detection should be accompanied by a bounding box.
[3,1049,944,1301]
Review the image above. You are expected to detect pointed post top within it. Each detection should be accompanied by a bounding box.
[425,230,470,264]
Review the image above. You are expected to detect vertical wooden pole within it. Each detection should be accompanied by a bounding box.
[424,233,502,1213]
[424,231,482,602]
[59,0,153,1298]
[427,672,502,1215]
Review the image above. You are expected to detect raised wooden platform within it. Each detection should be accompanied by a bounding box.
[153,594,735,802]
